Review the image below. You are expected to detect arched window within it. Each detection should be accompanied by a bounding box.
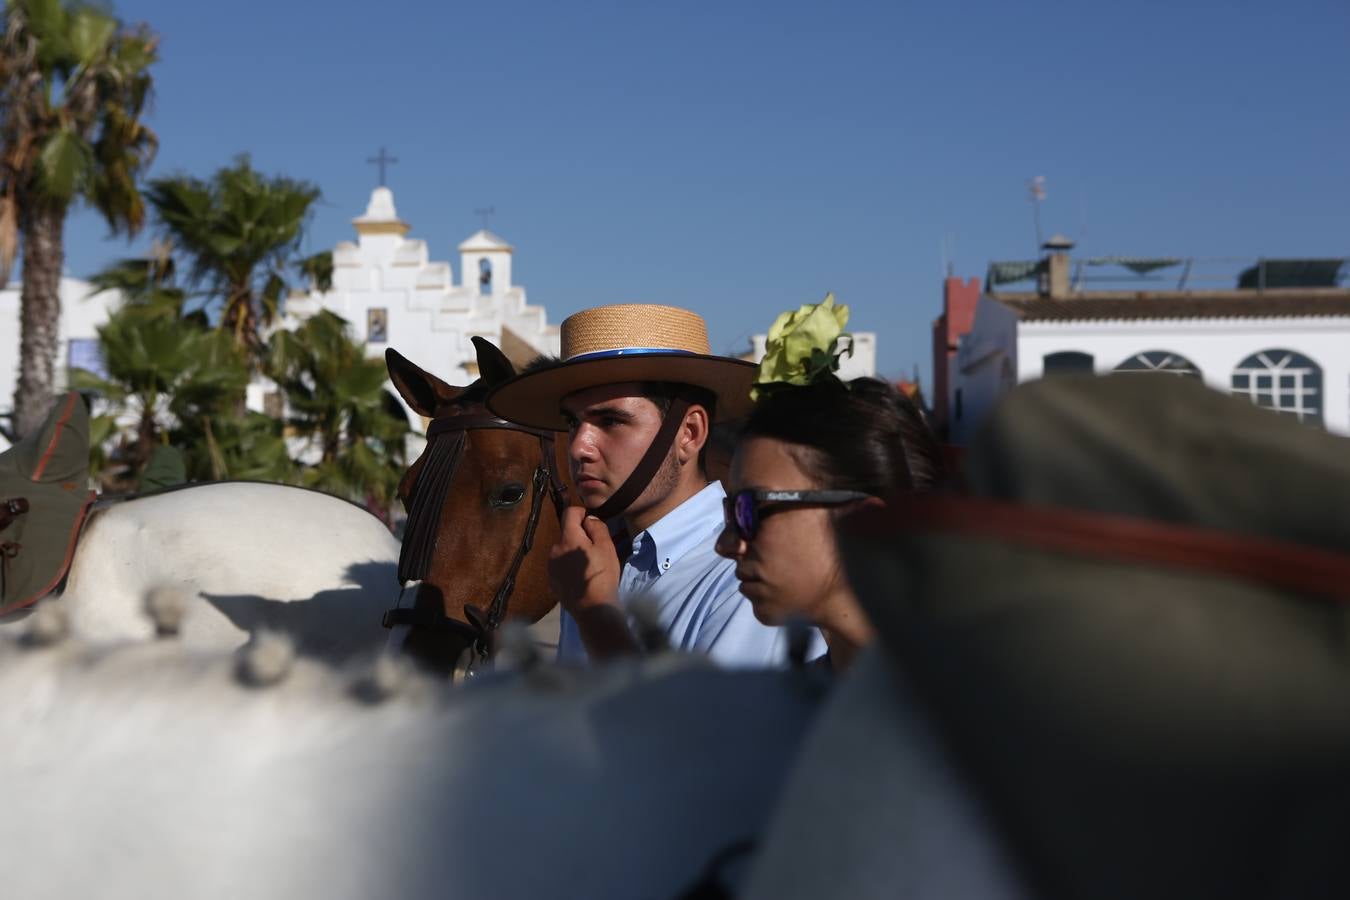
[478,258,493,293]
[1114,350,1202,378]
[1042,351,1094,376]
[1230,349,1322,425]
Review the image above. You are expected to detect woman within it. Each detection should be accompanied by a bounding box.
[716,298,944,672]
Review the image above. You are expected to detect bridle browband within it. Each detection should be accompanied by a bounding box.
[383,411,568,662]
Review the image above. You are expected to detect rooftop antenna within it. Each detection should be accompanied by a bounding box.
[1027,176,1046,252]
[1077,186,1089,245]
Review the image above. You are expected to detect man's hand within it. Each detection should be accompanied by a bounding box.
[549,506,621,615]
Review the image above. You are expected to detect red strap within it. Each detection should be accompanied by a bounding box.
[30,392,78,483]
[846,493,1350,603]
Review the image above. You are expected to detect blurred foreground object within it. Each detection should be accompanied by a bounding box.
[843,374,1350,900]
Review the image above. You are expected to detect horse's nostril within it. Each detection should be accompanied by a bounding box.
[491,483,527,508]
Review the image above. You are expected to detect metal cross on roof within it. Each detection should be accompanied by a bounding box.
[366,146,399,186]
[474,206,496,230]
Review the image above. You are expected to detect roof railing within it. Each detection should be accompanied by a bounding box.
[986,256,1349,294]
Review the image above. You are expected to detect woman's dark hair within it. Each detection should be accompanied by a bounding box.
[741,377,944,495]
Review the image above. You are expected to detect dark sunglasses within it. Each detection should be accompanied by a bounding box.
[723,489,873,541]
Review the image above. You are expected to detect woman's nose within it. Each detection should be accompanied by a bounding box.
[714,523,744,560]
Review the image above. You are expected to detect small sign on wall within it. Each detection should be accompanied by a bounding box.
[367,307,388,344]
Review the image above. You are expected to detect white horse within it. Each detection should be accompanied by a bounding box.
[0,616,1027,900]
[0,630,826,900]
[2,481,401,662]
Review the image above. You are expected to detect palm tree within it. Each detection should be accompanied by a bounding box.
[0,0,158,439]
[143,156,320,356]
[74,255,293,490]
[267,310,408,511]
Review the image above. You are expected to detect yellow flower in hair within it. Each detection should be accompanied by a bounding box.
[752,293,853,400]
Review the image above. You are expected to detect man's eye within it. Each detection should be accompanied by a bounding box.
[601,416,623,428]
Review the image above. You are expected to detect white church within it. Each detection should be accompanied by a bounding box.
[276,185,559,425]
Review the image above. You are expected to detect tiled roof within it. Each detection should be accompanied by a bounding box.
[995,290,1350,322]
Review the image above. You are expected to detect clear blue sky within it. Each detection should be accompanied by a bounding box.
[61,0,1350,383]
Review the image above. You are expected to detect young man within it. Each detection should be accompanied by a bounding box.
[487,303,810,666]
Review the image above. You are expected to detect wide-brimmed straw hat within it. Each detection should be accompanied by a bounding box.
[487,304,755,431]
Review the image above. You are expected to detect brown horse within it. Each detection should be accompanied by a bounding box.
[384,338,570,675]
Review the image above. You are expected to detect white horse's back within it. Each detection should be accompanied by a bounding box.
[49,482,399,659]
[0,638,821,900]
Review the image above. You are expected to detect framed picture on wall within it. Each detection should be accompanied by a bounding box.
[367,307,388,344]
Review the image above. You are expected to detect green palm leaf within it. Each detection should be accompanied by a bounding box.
[36,129,93,201]
[67,6,115,65]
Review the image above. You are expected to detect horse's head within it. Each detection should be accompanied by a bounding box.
[386,338,569,675]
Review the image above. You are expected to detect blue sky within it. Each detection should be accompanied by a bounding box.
[61,0,1350,382]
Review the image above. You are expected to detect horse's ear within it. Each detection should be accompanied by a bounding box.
[386,348,463,417]
[472,336,517,388]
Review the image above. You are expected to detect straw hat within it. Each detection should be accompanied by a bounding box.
[487,304,755,431]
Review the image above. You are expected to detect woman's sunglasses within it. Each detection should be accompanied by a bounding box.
[723,489,873,541]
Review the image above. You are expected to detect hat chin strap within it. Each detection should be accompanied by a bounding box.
[589,390,697,522]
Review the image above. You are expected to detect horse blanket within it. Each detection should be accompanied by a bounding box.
[0,392,94,615]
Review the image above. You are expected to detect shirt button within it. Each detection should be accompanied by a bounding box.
[662,558,671,570]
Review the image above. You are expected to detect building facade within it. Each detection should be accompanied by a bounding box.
[940,245,1350,443]
[0,276,121,450]
[278,186,559,425]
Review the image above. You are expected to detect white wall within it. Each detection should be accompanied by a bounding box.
[950,296,1020,445]
[1,277,122,445]
[748,331,877,381]
[1016,316,1350,434]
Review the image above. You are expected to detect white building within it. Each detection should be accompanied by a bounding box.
[948,245,1350,443]
[278,186,559,426]
[0,276,121,450]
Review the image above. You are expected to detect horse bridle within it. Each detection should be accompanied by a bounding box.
[382,411,568,662]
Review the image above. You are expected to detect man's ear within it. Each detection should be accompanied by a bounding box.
[678,403,711,464]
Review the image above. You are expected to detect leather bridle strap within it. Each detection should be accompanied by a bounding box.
[399,413,560,584]
[589,389,697,521]
[484,461,551,631]
[387,410,568,653]
[0,498,28,533]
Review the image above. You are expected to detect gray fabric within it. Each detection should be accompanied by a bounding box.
[1238,259,1345,289]
[741,648,1027,900]
[843,375,1350,900]
[968,374,1350,552]
[1085,256,1184,275]
[139,445,187,492]
[0,392,94,613]
[986,260,1043,286]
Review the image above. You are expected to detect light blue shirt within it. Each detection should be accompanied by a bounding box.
[558,481,821,667]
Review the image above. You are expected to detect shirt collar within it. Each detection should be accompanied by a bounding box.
[635,481,726,577]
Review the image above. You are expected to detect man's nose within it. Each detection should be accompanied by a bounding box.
[569,424,598,465]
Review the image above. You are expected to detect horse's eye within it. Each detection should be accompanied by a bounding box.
[491,483,527,508]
